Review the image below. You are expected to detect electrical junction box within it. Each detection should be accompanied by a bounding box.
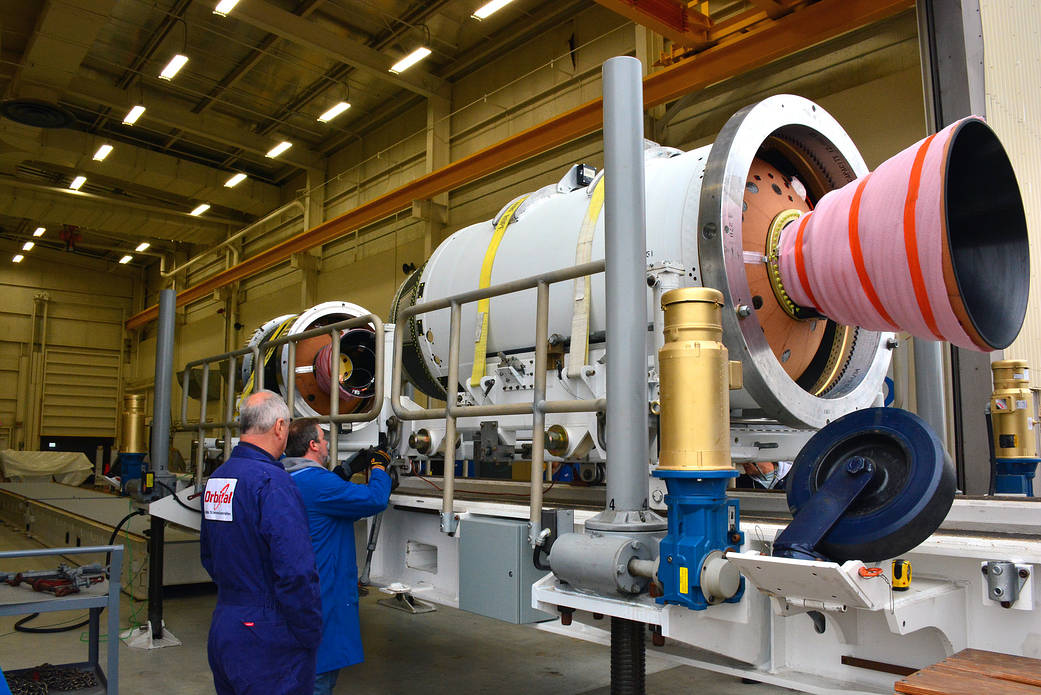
[459,516,555,624]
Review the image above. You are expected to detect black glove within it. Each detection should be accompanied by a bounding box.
[343,446,391,477]
[387,463,400,492]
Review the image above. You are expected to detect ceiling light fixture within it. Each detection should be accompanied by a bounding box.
[213,0,240,16]
[123,105,146,125]
[159,54,189,80]
[224,172,247,188]
[135,242,151,252]
[93,144,113,161]
[265,141,292,158]
[69,176,86,190]
[33,227,45,237]
[317,101,351,123]
[473,0,515,20]
[12,254,24,263]
[119,255,133,264]
[22,241,34,251]
[389,47,431,74]
[190,203,210,216]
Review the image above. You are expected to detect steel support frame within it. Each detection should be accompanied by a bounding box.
[178,313,386,484]
[125,0,915,330]
[389,260,607,544]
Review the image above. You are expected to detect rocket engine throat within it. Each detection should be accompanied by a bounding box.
[777,117,1029,351]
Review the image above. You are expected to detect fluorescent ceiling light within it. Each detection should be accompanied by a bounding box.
[265,141,292,158]
[12,254,23,263]
[389,47,431,74]
[473,0,515,20]
[190,203,211,216]
[93,144,113,161]
[159,54,189,80]
[317,101,351,123]
[135,242,151,252]
[33,227,45,237]
[213,0,239,16]
[224,172,247,188]
[119,255,133,264]
[123,105,146,125]
[22,241,34,251]
[69,176,86,190]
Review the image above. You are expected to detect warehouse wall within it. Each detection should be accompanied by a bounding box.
[132,9,930,440]
[0,242,137,450]
[979,0,1041,369]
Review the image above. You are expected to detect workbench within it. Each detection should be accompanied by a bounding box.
[0,545,122,695]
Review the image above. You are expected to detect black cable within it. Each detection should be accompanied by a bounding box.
[14,613,91,634]
[155,479,202,514]
[107,509,147,566]
[985,411,998,496]
[532,544,551,571]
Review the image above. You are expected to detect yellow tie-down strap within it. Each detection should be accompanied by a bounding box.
[470,196,528,387]
[237,316,296,414]
[567,176,605,378]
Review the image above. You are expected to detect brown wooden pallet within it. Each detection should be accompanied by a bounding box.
[895,649,1041,695]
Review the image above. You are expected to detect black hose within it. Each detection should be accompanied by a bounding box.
[107,509,147,566]
[610,617,645,695]
[532,545,551,571]
[14,612,91,634]
[155,479,202,514]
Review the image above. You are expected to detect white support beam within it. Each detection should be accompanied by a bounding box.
[0,178,227,245]
[62,78,325,172]
[226,0,442,99]
[7,0,117,97]
[0,123,281,216]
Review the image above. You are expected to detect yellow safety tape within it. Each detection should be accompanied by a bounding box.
[567,176,605,377]
[470,196,528,387]
[237,316,296,414]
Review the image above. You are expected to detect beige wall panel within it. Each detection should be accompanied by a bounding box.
[978,0,1041,367]
[0,249,133,448]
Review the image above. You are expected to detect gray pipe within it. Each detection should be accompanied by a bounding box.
[597,56,651,517]
[914,339,949,448]
[151,289,176,479]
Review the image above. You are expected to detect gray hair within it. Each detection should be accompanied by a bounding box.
[239,390,291,434]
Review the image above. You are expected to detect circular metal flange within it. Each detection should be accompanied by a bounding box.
[279,301,373,422]
[697,95,892,428]
[786,407,956,562]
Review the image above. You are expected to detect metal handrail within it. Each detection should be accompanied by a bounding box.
[177,313,385,487]
[390,259,607,543]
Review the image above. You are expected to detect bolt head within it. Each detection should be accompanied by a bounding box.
[993,565,1004,576]
[1020,569,1030,579]
[667,556,673,563]
[982,566,989,575]
[845,457,866,474]
[736,305,752,318]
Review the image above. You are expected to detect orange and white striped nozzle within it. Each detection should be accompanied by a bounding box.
[778,117,1029,351]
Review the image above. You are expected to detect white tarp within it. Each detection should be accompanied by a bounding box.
[0,450,93,485]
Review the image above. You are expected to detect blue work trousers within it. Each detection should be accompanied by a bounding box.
[313,669,340,695]
[208,604,317,695]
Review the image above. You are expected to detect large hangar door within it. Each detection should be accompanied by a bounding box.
[40,347,121,439]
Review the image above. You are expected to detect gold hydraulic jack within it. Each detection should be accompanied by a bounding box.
[989,359,1040,496]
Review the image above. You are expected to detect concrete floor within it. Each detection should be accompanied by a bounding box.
[0,524,795,694]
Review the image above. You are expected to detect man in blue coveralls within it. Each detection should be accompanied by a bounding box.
[284,419,393,695]
[200,391,322,695]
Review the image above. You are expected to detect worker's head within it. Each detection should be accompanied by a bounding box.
[238,390,291,459]
[285,420,329,465]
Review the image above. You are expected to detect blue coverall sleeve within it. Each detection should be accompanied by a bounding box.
[258,479,323,649]
[307,468,391,520]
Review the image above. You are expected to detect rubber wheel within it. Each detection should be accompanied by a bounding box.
[786,407,956,562]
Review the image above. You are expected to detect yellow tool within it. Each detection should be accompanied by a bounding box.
[892,559,911,591]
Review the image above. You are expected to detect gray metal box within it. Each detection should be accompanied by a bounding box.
[459,516,554,624]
